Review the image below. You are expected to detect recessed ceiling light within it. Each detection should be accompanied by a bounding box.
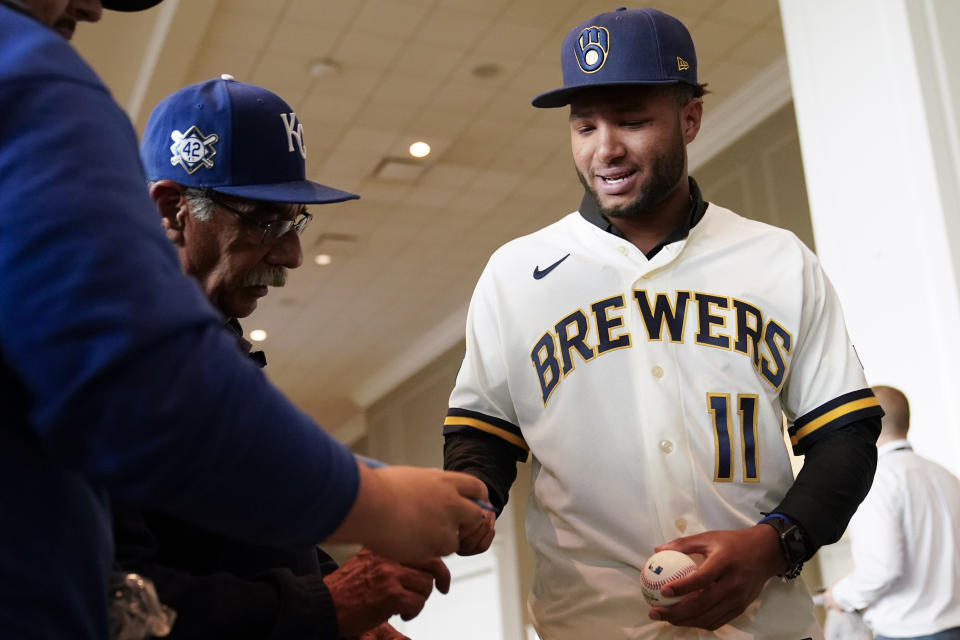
[409,141,431,158]
[309,58,340,78]
[249,329,267,342]
[314,254,332,266]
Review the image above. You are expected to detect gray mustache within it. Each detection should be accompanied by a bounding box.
[240,266,287,288]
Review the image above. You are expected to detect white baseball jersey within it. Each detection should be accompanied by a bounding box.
[446,203,878,640]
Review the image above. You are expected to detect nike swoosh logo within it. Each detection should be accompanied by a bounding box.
[533,253,570,280]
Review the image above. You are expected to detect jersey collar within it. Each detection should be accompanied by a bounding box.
[578,177,708,259]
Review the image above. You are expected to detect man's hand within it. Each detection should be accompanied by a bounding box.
[324,549,450,636]
[328,463,490,564]
[646,525,785,630]
[821,586,842,611]
[359,622,409,640]
[458,508,496,555]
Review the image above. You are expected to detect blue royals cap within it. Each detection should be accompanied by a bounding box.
[141,75,359,204]
[532,7,697,108]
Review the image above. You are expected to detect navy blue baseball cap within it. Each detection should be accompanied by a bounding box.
[532,7,697,108]
[141,75,359,204]
[102,0,164,11]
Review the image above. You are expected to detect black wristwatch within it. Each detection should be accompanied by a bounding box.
[758,514,808,580]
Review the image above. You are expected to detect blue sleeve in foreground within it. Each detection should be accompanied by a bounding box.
[0,41,357,547]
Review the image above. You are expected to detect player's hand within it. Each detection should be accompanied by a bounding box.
[647,525,784,630]
[358,621,409,640]
[458,507,496,555]
[324,548,449,636]
[328,462,489,564]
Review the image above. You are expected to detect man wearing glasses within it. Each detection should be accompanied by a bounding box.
[111,76,447,640]
[143,74,348,328]
[2,2,488,637]
[162,190,313,328]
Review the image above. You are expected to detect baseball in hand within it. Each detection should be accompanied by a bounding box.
[640,550,697,606]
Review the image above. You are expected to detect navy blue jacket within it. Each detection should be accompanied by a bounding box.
[0,8,358,638]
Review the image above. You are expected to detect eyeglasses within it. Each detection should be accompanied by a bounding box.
[209,196,313,244]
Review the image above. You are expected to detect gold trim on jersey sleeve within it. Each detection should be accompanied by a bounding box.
[444,415,529,451]
[790,396,881,446]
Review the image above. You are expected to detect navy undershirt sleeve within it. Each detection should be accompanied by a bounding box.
[773,416,880,556]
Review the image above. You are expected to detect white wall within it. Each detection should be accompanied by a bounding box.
[780,0,960,477]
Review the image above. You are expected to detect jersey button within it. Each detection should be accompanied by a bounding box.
[651,365,664,378]
[618,245,629,255]
[675,518,687,532]
[659,440,674,454]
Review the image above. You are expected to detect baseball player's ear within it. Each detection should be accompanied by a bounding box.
[149,180,188,245]
[680,98,703,145]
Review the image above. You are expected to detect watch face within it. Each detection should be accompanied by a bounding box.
[760,516,808,577]
[783,526,807,562]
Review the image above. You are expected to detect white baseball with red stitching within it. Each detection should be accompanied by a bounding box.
[640,550,696,606]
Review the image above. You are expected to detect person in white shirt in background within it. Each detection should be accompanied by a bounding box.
[825,385,960,640]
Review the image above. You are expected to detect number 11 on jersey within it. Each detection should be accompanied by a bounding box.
[707,393,759,482]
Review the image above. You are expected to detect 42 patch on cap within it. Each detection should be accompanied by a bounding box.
[169,125,218,175]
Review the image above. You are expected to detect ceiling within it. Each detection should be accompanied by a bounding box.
[73,0,786,436]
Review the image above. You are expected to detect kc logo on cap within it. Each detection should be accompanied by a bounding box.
[575,26,609,73]
[280,113,306,159]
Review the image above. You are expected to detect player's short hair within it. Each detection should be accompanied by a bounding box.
[670,82,710,106]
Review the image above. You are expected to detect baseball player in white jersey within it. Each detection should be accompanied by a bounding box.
[444,7,884,640]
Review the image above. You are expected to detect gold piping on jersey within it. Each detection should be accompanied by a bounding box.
[443,415,529,451]
[790,396,881,446]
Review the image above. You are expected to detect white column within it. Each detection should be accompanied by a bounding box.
[779,0,960,477]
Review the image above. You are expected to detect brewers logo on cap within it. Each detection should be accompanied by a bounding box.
[575,26,609,74]
[169,125,218,175]
[531,8,698,108]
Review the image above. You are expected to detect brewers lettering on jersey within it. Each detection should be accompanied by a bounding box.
[443,7,882,640]
[530,281,792,406]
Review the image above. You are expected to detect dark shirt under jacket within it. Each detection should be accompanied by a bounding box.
[112,319,342,639]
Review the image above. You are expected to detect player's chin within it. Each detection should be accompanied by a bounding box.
[601,196,646,219]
